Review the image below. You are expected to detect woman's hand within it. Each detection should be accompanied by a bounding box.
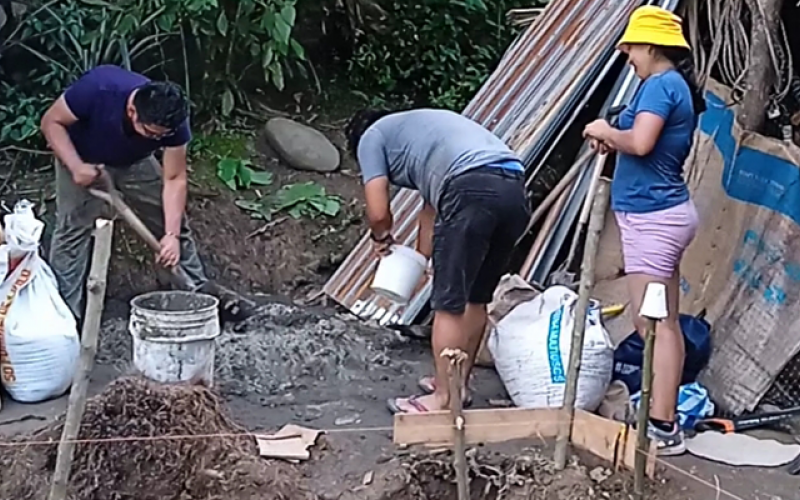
[583,119,613,142]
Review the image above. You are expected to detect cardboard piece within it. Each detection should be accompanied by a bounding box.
[256,424,322,462]
[686,432,800,467]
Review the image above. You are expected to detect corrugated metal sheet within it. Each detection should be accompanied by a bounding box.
[323,0,646,324]
[525,0,682,284]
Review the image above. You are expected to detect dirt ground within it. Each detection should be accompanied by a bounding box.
[0,106,798,500]
[0,109,367,306]
[185,123,367,300]
[0,301,798,499]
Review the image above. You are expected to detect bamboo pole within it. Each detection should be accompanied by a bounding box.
[519,178,573,279]
[564,155,606,268]
[553,179,610,470]
[634,282,668,497]
[48,219,114,500]
[443,348,469,500]
[516,148,597,248]
[634,317,657,497]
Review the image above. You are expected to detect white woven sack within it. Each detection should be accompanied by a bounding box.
[0,201,79,403]
[488,285,613,411]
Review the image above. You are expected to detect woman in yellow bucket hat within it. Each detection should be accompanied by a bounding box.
[583,6,706,456]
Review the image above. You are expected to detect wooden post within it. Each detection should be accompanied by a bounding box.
[442,348,469,500]
[633,282,668,498]
[553,179,610,470]
[48,219,114,500]
[634,318,657,497]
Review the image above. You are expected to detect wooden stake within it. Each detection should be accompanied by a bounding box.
[48,219,114,500]
[634,317,656,497]
[553,179,610,470]
[442,348,469,500]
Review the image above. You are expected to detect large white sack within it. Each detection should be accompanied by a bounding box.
[488,285,614,411]
[0,201,79,403]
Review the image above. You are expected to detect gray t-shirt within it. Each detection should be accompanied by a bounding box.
[357,109,521,210]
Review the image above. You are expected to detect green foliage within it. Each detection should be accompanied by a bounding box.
[189,129,251,161]
[183,0,306,116]
[216,157,273,190]
[9,0,168,87]
[235,181,342,220]
[273,182,342,218]
[0,0,304,148]
[0,88,49,144]
[0,0,171,147]
[347,0,528,110]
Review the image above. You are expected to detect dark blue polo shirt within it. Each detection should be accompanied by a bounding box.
[63,65,191,167]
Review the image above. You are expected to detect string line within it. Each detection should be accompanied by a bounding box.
[0,419,758,500]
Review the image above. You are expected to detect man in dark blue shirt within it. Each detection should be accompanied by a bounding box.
[40,65,234,323]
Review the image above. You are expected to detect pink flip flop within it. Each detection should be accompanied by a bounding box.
[387,395,432,415]
[418,376,474,407]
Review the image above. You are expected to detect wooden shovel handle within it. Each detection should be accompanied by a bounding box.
[87,188,161,251]
[88,185,194,291]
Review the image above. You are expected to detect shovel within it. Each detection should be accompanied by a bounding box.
[87,171,196,291]
[87,170,256,322]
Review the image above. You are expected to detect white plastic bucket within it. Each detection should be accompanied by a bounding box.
[371,245,427,303]
[129,291,220,386]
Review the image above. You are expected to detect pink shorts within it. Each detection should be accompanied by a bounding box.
[615,201,698,278]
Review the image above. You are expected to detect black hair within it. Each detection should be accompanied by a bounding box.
[132,81,189,130]
[345,109,396,157]
[656,46,706,116]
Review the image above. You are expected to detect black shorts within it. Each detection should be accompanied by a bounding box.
[430,166,530,314]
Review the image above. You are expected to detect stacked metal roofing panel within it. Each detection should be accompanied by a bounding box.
[525,0,682,284]
[323,0,646,325]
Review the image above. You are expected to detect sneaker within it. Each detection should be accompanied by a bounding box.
[647,421,687,456]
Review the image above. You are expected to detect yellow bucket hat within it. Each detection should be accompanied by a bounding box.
[618,6,690,49]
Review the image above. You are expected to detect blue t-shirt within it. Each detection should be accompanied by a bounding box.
[63,65,191,167]
[611,70,696,213]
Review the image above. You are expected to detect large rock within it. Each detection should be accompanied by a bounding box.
[264,117,340,173]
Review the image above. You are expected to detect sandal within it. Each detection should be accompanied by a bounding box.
[387,395,433,415]
[418,376,474,407]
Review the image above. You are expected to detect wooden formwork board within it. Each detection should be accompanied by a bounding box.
[393,407,655,478]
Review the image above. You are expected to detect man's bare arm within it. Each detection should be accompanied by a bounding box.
[364,177,393,238]
[161,145,189,236]
[40,95,84,171]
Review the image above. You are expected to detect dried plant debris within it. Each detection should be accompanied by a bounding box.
[386,449,681,500]
[0,377,315,500]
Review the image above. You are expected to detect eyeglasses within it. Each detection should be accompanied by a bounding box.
[140,124,176,140]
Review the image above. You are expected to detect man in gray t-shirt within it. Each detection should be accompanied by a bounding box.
[346,108,530,414]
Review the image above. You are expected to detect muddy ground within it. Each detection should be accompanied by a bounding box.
[0,108,798,500]
[1,301,798,499]
[0,108,367,305]
[0,304,705,500]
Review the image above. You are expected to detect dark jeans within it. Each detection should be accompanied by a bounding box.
[430,166,529,314]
